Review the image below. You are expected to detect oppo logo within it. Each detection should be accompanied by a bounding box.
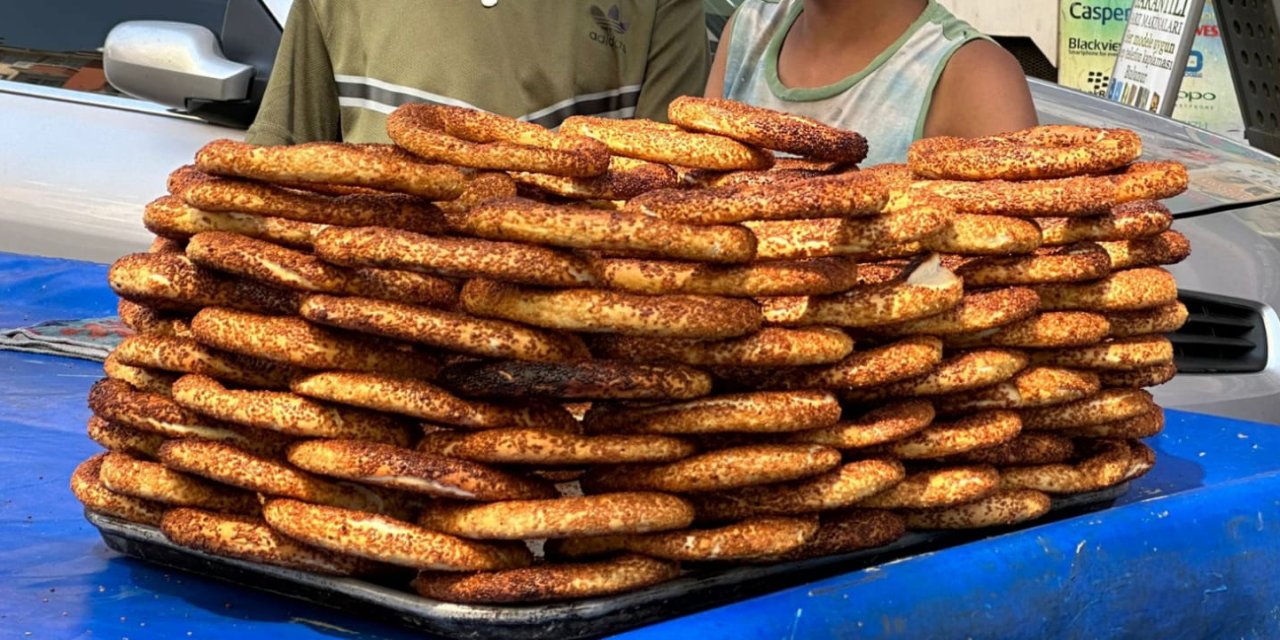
[1179,91,1217,102]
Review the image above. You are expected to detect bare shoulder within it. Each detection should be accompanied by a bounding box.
[924,39,1039,138]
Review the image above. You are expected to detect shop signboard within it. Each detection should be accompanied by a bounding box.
[1058,0,1245,138]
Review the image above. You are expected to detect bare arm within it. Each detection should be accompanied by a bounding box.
[922,39,1038,138]
[703,13,736,98]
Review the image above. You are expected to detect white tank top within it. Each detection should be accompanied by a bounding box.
[723,0,987,165]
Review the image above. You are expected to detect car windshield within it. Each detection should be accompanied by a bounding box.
[0,0,227,97]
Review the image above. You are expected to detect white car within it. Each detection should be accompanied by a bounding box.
[2,0,1277,423]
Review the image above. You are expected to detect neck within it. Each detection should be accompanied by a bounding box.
[795,0,930,43]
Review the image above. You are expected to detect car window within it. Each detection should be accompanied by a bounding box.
[0,0,229,98]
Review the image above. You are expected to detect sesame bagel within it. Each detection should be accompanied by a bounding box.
[437,359,713,401]
[1038,200,1173,246]
[718,335,944,391]
[460,279,762,339]
[387,104,609,177]
[933,366,1101,415]
[955,243,1112,286]
[944,312,1112,349]
[86,415,168,459]
[857,465,1000,509]
[161,508,375,576]
[952,432,1076,466]
[449,197,757,264]
[785,400,936,450]
[690,459,906,520]
[186,231,457,306]
[580,444,843,493]
[143,195,325,250]
[158,439,409,516]
[1097,362,1178,388]
[765,509,907,561]
[98,451,258,514]
[741,191,951,259]
[510,156,678,200]
[171,374,414,445]
[416,428,696,466]
[102,354,179,396]
[1104,302,1189,337]
[1000,438,1140,494]
[196,139,467,199]
[416,492,695,539]
[588,255,861,298]
[299,294,590,363]
[286,439,556,501]
[1027,335,1174,371]
[314,226,598,288]
[561,115,773,171]
[116,299,193,338]
[70,454,166,526]
[582,390,842,435]
[908,126,1142,181]
[881,410,1022,460]
[190,308,441,378]
[1096,230,1191,269]
[411,554,679,604]
[918,214,1044,256]
[903,489,1052,530]
[759,255,963,327]
[181,174,447,233]
[1021,388,1157,431]
[560,516,820,562]
[869,287,1042,337]
[1061,407,1165,439]
[87,379,292,458]
[669,96,869,163]
[1033,267,1178,312]
[263,498,532,571]
[290,371,575,430]
[916,161,1188,216]
[841,348,1029,401]
[108,252,300,315]
[114,333,297,389]
[589,327,854,367]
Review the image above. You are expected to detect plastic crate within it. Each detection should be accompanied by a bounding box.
[1215,0,1280,154]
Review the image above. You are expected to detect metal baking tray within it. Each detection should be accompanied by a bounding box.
[88,483,1128,640]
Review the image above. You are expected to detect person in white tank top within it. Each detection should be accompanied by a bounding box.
[707,0,1038,165]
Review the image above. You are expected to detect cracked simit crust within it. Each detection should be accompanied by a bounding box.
[1000,438,1153,494]
[143,195,326,250]
[627,171,889,226]
[510,156,678,200]
[903,489,1052,530]
[879,410,1023,460]
[933,366,1101,416]
[580,445,842,493]
[869,287,1041,337]
[1097,362,1178,388]
[717,335,944,391]
[841,348,1029,401]
[86,415,169,459]
[1027,334,1174,371]
[98,451,259,514]
[744,192,952,259]
[551,516,820,562]
[108,252,300,315]
[857,464,1000,509]
[944,311,1112,350]
[690,459,906,520]
[1020,388,1157,430]
[955,242,1112,287]
[918,214,1044,256]
[1096,230,1191,270]
[417,492,695,539]
[416,428,696,466]
[116,299,193,338]
[588,255,861,298]
[952,432,1076,466]
[1037,200,1173,245]
[1104,302,1188,337]
[102,354,179,397]
[785,400,935,450]
[114,333,297,389]
[759,255,963,327]
[70,454,166,526]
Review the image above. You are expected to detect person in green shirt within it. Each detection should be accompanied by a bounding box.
[247,0,711,146]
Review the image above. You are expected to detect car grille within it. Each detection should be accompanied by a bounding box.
[1171,291,1269,374]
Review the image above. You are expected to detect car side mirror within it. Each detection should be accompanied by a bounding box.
[103,21,254,111]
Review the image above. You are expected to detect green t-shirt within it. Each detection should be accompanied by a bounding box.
[247,0,711,145]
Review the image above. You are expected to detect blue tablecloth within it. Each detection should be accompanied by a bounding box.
[3,252,1279,639]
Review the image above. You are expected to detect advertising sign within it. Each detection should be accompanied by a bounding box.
[1107,0,1204,115]
[1058,0,1245,137]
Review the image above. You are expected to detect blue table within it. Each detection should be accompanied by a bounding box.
[3,252,1279,639]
